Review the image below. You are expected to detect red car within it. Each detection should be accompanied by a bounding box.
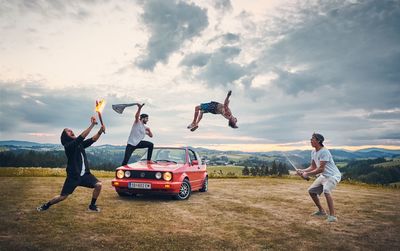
[111,147,208,200]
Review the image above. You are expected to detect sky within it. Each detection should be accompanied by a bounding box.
[0,0,399,152]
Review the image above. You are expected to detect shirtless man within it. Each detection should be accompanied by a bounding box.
[188,90,238,131]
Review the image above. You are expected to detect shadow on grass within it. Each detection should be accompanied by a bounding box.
[112,191,205,202]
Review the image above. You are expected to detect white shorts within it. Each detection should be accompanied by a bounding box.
[308,175,338,195]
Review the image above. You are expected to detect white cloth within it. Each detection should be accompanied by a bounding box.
[127,121,146,146]
[80,153,86,176]
[311,147,341,182]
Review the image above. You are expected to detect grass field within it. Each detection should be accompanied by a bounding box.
[207,165,244,177]
[1,168,400,250]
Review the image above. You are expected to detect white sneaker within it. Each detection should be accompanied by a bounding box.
[327,215,337,222]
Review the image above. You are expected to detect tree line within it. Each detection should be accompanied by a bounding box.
[341,158,400,185]
[0,150,141,171]
[242,161,290,176]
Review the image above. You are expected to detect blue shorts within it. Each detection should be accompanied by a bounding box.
[200,101,219,114]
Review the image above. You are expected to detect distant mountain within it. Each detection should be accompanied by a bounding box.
[1,140,399,160]
[0,140,47,147]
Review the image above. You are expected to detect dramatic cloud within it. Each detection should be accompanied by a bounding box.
[135,0,209,70]
[0,0,399,149]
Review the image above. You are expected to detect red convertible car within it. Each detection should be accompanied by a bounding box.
[111,147,208,200]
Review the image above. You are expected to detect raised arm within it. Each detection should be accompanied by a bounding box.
[91,125,106,142]
[80,117,97,138]
[224,90,232,107]
[135,103,145,123]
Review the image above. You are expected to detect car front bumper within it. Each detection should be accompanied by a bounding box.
[111,178,182,194]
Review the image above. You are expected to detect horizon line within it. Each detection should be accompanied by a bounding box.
[1,140,400,152]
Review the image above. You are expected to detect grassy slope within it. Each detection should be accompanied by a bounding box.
[0,170,399,250]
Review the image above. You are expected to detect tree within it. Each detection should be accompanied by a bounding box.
[271,161,278,175]
[250,167,257,176]
[242,166,250,176]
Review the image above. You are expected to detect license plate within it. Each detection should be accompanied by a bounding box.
[128,182,151,189]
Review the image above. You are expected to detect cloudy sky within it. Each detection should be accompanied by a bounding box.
[1,0,399,151]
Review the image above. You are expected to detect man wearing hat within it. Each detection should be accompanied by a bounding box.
[297,133,342,222]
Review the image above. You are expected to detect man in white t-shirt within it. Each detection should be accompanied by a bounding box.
[121,103,154,165]
[297,133,342,222]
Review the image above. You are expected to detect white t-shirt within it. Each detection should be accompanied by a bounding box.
[311,148,341,182]
[80,153,85,176]
[127,121,146,146]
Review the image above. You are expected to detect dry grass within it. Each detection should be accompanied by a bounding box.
[0,170,399,250]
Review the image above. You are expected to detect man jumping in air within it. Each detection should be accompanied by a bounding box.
[297,133,342,222]
[121,103,154,165]
[37,116,105,212]
[187,90,238,132]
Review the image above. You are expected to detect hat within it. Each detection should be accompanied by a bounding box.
[312,133,324,145]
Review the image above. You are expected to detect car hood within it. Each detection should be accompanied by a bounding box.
[120,161,185,172]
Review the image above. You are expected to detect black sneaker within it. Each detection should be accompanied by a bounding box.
[88,204,101,212]
[37,203,50,212]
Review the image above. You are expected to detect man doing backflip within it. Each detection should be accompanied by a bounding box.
[297,133,342,222]
[37,116,105,212]
[121,103,154,165]
[187,90,238,132]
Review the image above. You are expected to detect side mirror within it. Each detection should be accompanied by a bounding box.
[191,160,199,165]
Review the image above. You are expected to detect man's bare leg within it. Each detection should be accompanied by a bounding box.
[191,111,203,131]
[48,194,68,205]
[92,182,102,199]
[324,193,335,216]
[309,192,325,213]
[188,106,200,129]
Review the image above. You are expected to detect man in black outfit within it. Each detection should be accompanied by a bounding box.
[37,116,105,212]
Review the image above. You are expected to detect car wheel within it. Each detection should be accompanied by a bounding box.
[199,176,208,192]
[175,179,191,200]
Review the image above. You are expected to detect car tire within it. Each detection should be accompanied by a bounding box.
[199,176,208,192]
[175,179,191,200]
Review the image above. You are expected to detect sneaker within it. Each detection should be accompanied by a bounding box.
[37,203,50,212]
[327,215,337,222]
[311,210,327,216]
[190,125,199,132]
[88,204,101,212]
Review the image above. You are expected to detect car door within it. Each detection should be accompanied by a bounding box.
[188,149,202,189]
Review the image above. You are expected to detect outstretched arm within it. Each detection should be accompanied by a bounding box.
[135,103,145,123]
[224,90,232,107]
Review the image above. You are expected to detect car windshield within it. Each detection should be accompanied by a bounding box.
[140,148,186,164]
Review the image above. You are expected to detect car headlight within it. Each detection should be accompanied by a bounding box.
[116,170,124,179]
[125,170,131,178]
[163,172,172,181]
[155,172,162,179]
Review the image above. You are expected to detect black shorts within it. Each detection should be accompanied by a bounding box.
[61,173,100,196]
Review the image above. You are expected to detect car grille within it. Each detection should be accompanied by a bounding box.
[127,171,158,179]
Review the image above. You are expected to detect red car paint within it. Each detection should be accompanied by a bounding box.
[111,147,208,200]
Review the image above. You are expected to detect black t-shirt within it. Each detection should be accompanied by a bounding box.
[63,135,95,177]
